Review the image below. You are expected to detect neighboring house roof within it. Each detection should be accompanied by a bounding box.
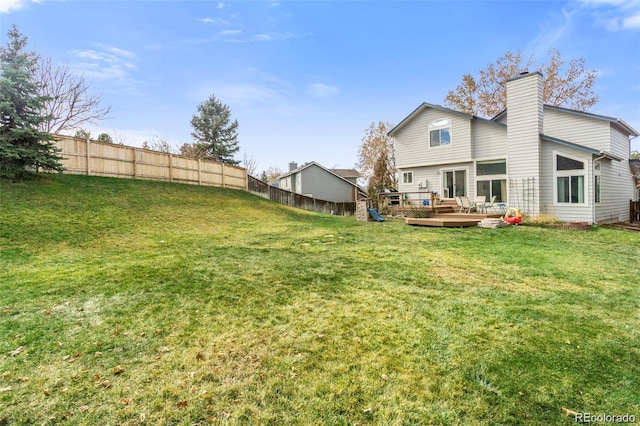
[330,168,361,179]
[493,105,639,137]
[387,102,506,137]
[278,161,366,193]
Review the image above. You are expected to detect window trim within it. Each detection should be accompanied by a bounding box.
[429,119,452,148]
[553,151,588,206]
[402,171,413,184]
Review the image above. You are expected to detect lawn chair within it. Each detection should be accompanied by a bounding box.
[460,196,475,213]
[455,196,463,213]
[481,195,497,213]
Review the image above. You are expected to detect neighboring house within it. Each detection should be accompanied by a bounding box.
[329,168,361,186]
[389,71,639,223]
[278,162,365,202]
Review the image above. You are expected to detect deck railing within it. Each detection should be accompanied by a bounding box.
[631,201,640,223]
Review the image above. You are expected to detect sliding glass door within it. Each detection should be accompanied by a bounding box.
[443,170,466,198]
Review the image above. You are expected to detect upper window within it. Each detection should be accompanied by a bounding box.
[403,171,413,184]
[556,155,584,171]
[476,160,506,176]
[429,119,451,147]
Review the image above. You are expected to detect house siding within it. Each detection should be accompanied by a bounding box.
[506,73,543,215]
[395,108,472,168]
[471,121,507,160]
[398,163,473,199]
[299,164,355,202]
[543,109,611,152]
[540,142,594,223]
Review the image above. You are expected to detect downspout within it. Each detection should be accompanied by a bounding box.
[592,152,607,224]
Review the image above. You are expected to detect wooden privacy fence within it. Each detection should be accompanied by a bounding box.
[631,201,640,223]
[55,135,247,190]
[248,176,357,216]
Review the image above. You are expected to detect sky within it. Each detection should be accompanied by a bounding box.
[1,0,639,174]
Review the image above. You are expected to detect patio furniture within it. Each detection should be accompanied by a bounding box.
[455,196,464,213]
[478,195,497,213]
[460,196,475,213]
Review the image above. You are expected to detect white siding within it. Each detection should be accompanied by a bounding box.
[471,121,507,160]
[543,109,610,152]
[506,73,543,215]
[395,108,472,168]
[540,142,594,223]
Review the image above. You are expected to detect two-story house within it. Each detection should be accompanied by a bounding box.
[278,161,365,202]
[389,71,639,223]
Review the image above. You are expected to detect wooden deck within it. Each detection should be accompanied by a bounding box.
[406,213,503,228]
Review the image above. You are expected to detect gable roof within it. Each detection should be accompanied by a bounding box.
[387,102,506,137]
[330,168,360,179]
[493,105,639,137]
[278,161,364,190]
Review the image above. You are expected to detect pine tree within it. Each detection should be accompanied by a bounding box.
[0,25,63,178]
[190,94,240,165]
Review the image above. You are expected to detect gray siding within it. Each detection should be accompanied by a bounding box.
[299,164,355,202]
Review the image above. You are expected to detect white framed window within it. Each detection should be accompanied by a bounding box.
[476,160,507,202]
[554,153,586,204]
[429,119,451,147]
[403,171,413,184]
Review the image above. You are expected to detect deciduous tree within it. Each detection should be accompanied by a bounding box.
[444,49,598,118]
[37,57,111,134]
[357,121,396,197]
[190,94,239,165]
[0,25,63,178]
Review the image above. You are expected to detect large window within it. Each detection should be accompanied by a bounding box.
[555,154,585,204]
[476,160,506,202]
[429,119,451,147]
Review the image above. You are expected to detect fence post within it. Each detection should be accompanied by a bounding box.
[133,148,137,178]
[86,138,91,175]
[168,153,173,182]
[198,159,202,185]
[221,163,226,188]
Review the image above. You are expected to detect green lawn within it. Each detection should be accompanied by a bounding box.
[1,174,639,425]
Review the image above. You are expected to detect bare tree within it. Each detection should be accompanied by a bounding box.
[142,134,175,153]
[444,49,598,118]
[259,166,284,183]
[242,153,258,176]
[37,57,112,134]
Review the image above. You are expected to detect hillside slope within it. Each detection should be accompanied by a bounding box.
[0,174,639,425]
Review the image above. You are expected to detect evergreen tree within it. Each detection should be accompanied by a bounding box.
[190,94,239,165]
[0,25,63,178]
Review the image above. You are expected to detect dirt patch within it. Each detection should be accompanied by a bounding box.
[562,222,592,230]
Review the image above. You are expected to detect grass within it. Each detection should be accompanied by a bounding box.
[1,174,639,425]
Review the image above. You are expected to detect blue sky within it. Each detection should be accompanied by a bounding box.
[1,0,639,173]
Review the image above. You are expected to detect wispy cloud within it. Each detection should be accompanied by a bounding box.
[526,6,578,55]
[197,17,230,25]
[577,0,640,30]
[69,44,138,91]
[0,0,39,14]
[307,83,339,99]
